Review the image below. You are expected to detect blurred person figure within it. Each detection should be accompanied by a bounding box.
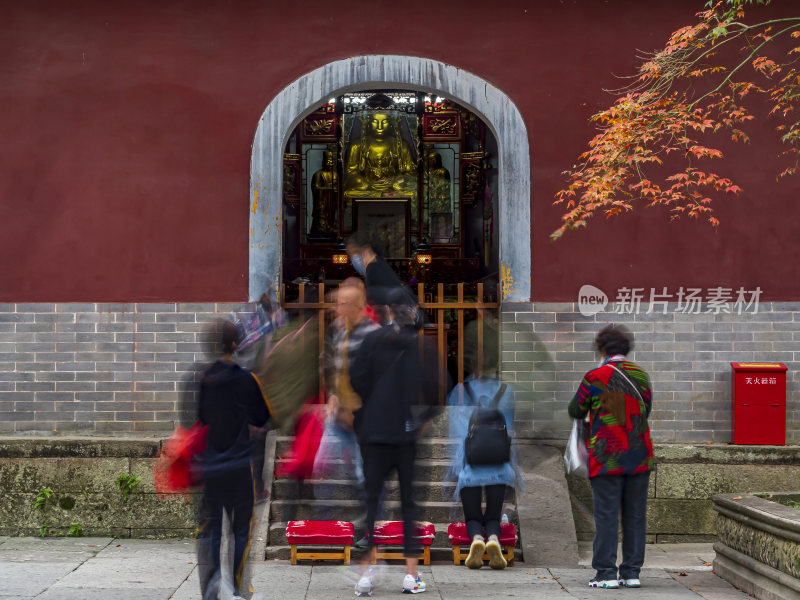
[196,321,271,600]
[463,308,499,382]
[178,321,230,429]
[568,324,653,590]
[231,293,285,500]
[349,289,440,596]
[231,293,284,371]
[313,278,379,525]
[346,233,416,324]
[446,312,521,570]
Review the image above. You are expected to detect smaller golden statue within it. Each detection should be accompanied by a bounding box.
[310,150,338,236]
[426,152,451,213]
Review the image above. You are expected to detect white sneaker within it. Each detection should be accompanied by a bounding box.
[355,575,373,597]
[589,579,620,588]
[402,574,426,594]
[485,536,507,570]
[464,535,485,569]
[619,578,641,588]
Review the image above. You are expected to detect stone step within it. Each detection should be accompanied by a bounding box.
[275,408,454,443]
[273,458,454,482]
[272,479,462,503]
[269,499,462,524]
[263,423,531,561]
[426,413,451,438]
[271,477,518,505]
[274,436,460,461]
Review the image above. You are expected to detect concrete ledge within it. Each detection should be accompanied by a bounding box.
[655,445,800,465]
[714,493,800,542]
[712,493,800,600]
[713,542,800,600]
[0,436,162,459]
[0,436,191,538]
[5,437,796,461]
[250,430,277,562]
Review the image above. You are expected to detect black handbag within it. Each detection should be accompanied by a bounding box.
[463,381,511,466]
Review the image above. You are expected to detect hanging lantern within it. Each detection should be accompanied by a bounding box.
[332,239,349,264]
[415,238,432,265]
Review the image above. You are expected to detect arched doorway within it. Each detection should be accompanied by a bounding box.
[249,55,530,302]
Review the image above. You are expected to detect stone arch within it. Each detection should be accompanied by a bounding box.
[249,55,530,301]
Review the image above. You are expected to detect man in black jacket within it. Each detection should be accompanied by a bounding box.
[349,293,440,596]
[196,321,270,600]
[346,235,418,326]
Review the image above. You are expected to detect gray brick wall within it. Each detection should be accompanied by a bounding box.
[0,303,233,434]
[2,301,798,443]
[501,302,800,444]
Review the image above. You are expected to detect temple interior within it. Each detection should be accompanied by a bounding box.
[281,91,500,293]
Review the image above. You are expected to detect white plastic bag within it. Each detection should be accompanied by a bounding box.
[563,418,589,477]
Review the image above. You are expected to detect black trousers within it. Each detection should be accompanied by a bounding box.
[460,484,506,539]
[362,442,421,557]
[590,472,650,581]
[197,466,255,599]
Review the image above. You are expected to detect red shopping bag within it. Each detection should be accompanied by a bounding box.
[276,407,324,480]
[153,421,208,499]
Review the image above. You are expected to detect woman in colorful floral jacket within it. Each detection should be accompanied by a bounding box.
[568,324,653,590]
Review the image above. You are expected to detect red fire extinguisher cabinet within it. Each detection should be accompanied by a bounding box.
[730,362,788,445]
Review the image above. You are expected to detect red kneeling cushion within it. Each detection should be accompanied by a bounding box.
[372,520,435,546]
[447,522,516,546]
[286,520,355,545]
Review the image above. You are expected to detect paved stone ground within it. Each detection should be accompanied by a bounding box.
[0,538,755,599]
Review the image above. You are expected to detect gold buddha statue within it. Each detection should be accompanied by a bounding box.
[344,112,417,197]
[310,150,338,236]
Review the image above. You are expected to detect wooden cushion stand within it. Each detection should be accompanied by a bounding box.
[447,522,516,566]
[368,520,435,565]
[286,520,354,565]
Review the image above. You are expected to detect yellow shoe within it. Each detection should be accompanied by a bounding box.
[486,537,507,570]
[464,536,485,569]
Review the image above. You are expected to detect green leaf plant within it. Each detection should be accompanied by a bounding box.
[33,487,53,510]
[115,473,141,501]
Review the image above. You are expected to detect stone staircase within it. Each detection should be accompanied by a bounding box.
[263,412,521,562]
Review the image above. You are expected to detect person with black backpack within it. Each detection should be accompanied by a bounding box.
[446,323,521,570]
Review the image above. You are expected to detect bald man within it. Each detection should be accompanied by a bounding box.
[313,279,380,517]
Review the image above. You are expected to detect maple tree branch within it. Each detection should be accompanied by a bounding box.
[552,2,800,240]
[689,21,800,109]
[623,17,800,108]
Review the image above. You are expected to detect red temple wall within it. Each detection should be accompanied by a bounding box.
[1,0,797,302]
